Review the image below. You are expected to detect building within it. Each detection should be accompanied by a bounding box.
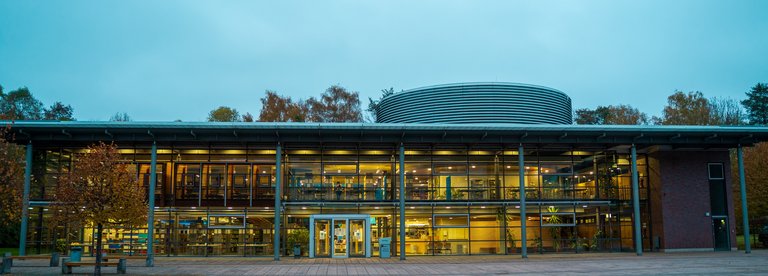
[5,82,766,261]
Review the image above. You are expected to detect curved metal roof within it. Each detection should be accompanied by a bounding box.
[376,82,572,124]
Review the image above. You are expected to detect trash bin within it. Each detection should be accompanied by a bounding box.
[379,237,391,258]
[293,244,301,259]
[70,247,82,262]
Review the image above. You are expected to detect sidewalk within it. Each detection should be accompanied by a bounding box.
[7,250,768,275]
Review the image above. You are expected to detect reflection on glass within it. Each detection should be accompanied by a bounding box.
[350,220,365,257]
[333,220,347,257]
[204,165,225,200]
[314,219,331,257]
[175,164,201,201]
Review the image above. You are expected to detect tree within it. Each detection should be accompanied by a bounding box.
[258,90,309,122]
[306,85,363,122]
[0,126,24,228]
[0,87,44,120]
[207,106,241,122]
[742,83,768,125]
[109,112,131,122]
[241,112,254,122]
[574,105,648,125]
[366,87,395,123]
[52,142,146,275]
[709,97,745,125]
[44,101,75,121]
[656,91,712,125]
[733,142,768,236]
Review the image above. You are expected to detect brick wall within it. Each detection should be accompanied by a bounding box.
[649,150,735,250]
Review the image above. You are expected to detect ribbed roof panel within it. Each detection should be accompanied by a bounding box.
[376,82,572,124]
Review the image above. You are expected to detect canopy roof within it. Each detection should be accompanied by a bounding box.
[4,121,767,149]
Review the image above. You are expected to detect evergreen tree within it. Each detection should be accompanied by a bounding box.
[742,83,768,125]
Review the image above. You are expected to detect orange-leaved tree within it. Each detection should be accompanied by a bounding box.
[0,125,24,229]
[52,142,146,275]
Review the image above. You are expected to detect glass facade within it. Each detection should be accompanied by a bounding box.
[23,144,651,257]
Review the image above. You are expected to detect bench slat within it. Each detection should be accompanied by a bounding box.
[10,256,51,259]
[66,262,120,266]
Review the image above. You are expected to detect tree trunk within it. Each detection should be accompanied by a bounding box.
[95,223,103,276]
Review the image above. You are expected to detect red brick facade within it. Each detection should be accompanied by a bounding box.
[648,150,736,251]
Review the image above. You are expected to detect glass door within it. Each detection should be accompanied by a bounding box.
[314,219,331,257]
[349,219,366,257]
[713,216,730,251]
[333,219,348,257]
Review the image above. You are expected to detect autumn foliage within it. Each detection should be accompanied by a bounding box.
[52,142,147,275]
[0,125,24,228]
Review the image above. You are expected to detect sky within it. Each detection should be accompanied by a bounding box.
[1,0,767,122]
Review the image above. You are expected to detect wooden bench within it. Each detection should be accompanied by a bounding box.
[1,252,60,273]
[61,258,126,274]
[102,255,146,261]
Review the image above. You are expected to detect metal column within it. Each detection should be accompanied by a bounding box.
[19,142,32,256]
[630,144,642,256]
[146,142,157,266]
[518,144,527,258]
[274,143,282,261]
[399,144,406,260]
[737,145,751,253]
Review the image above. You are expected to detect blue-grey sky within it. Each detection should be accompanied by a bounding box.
[1,0,766,121]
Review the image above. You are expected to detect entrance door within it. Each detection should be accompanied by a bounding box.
[314,219,331,257]
[333,219,348,257]
[349,219,366,257]
[309,214,371,258]
[713,216,730,251]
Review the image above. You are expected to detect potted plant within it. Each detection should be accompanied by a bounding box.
[533,236,544,254]
[589,231,602,252]
[286,228,309,257]
[546,206,562,252]
[496,209,517,254]
[571,237,586,253]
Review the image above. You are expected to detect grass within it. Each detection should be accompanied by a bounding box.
[736,235,766,250]
[0,247,20,256]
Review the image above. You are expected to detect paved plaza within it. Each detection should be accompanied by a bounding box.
[5,250,768,275]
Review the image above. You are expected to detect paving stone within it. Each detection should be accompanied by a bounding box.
[7,251,768,275]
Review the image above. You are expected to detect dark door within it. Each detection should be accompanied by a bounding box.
[712,217,730,251]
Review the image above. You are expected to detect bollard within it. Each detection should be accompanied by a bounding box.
[50,252,60,267]
[1,254,11,274]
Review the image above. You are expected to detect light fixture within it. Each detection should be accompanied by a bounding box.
[480,206,486,209]
[301,206,307,210]
[515,206,520,209]
[446,206,451,209]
